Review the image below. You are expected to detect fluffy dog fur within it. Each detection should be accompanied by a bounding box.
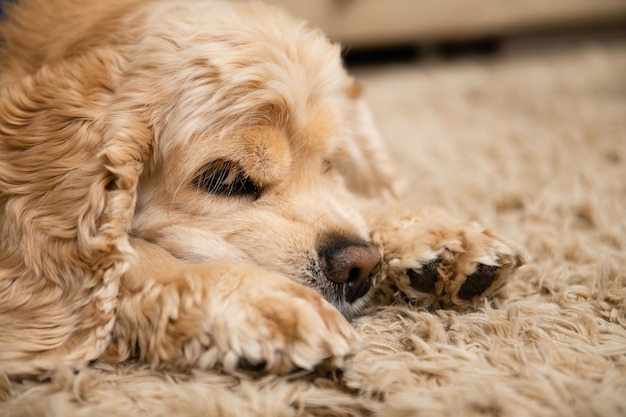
[0,0,522,376]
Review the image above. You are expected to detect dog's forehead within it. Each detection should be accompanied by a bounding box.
[147,2,355,183]
[212,99,347,181]
[165,67,350,174]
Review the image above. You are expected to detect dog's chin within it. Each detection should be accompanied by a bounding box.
[343,297,372,320]
[325,291,372,320]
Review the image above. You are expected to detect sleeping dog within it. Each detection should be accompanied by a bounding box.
[0,0,523,375]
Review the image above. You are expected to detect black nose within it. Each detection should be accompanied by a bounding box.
[319,238,381,303]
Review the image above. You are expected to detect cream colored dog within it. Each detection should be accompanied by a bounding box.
[0,0,523,376]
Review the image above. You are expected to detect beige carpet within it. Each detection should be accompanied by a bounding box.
[1,38,626,417]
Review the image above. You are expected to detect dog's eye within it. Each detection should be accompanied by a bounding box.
[193,160,260,199]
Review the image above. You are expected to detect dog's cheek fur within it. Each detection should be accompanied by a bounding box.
[0,51,146,373]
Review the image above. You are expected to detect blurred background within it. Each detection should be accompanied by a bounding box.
[230,0,626,64]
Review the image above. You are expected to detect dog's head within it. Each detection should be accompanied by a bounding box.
[102,3,399,317]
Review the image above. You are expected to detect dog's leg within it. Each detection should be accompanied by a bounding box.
[367,206,524,309]
[107,238,360,373]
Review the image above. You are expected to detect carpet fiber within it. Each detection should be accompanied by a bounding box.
[1,39,625,417]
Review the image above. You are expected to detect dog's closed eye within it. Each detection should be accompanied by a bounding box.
[193,159,260,199]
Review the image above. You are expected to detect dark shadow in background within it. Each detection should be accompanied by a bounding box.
[343,21,626,68]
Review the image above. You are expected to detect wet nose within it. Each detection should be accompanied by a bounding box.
[319,240,381,303]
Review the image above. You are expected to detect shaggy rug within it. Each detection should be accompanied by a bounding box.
[1,38,625,417]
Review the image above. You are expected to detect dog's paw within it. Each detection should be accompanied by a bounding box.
[401,229,524,308]
[200,266,361,374]
[374,208,524,309]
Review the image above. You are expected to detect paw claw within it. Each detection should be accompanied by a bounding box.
[440,247,455,264]
[268,349,285,373]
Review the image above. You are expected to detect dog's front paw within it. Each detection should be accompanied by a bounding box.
[400,228,524,308]
[202,265,361,374]
[374,207,524,309]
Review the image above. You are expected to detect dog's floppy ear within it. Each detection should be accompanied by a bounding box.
[331,81,403,201]
[0,50,149,375]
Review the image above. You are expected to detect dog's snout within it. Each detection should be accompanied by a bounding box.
[319,239,381,303]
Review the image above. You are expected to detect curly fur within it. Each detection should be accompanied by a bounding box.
[0,0,521,376]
